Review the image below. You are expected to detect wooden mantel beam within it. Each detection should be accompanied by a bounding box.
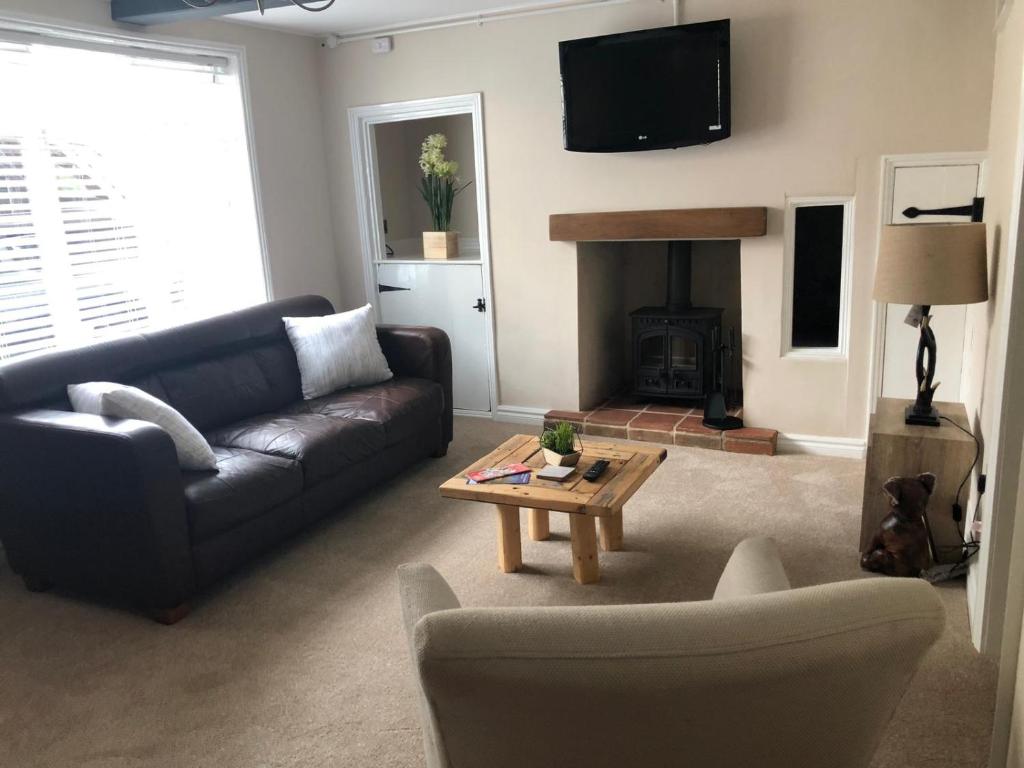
[549,207,768,242]
[112,0,291,26]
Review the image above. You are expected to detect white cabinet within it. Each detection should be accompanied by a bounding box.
[377,262,491,413]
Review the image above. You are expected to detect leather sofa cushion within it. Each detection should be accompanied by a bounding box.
[205,378,443,484]
[159,341,302,433]
[184,446,304,543]
[283,378,444,447]
[207,410,386,484]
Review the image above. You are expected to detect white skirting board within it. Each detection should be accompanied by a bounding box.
[492,405,548,425]
[492,405,866,459]
[775,433,866,459]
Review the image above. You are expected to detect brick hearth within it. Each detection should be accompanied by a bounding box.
[544,397,778,456]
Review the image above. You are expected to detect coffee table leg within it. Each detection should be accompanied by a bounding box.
[599,513,624,552]
[495,504,522,573]
[569,514,599,584]
[528,509,550,541]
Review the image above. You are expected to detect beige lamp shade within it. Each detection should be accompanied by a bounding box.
[874,223,988,305]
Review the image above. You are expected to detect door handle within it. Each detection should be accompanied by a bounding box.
[473,298,486,312]
[378,284,410,293]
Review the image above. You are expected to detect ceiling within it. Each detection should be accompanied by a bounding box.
[228,0,612,37]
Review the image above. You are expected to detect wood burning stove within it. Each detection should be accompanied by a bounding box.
[630,241,723,401]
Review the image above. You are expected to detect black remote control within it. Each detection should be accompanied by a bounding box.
[583,459,609,481]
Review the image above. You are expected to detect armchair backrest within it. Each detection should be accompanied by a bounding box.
[401,565,943,768]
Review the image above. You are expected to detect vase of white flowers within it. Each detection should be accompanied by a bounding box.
[418,133,471,260]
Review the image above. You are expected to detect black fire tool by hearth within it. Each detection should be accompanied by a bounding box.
[703,326,744,431]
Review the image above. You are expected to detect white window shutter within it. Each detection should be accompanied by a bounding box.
[0,29,267,364]
[0,137,57,361]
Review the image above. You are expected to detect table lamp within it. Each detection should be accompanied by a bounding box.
[874,223,988,426]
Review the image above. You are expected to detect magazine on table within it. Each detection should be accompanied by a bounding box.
[466,463,532,484]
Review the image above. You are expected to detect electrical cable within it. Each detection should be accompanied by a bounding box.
[940,415,980,543]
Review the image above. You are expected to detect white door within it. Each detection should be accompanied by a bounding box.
[377,263,491,412]
[880,160,984,401]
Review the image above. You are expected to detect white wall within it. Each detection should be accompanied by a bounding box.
[962,0,1024,656]
[375,121,416,247]
[1006,441,1024,766]
[319,0,995,436]
[0,0,342,309]
[965,0,1024,760]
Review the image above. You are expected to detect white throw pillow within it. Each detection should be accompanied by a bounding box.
[284,304,393,400]
[67,382,219,471]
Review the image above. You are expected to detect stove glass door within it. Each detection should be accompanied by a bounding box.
[670,333,698,370]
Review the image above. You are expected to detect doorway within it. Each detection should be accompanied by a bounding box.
[348,94,496,416]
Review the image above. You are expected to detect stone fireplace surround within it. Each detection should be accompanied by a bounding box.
[548,207,778,456]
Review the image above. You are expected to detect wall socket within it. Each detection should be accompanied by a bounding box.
[371,37,393,55]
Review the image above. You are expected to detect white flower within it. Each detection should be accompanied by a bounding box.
[419,133,457,179]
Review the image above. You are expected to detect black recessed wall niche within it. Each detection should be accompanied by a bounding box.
[791,204,845,349]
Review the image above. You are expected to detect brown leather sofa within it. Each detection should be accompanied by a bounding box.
[0,295,452,622]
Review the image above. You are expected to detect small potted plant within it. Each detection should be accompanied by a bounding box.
[418,133,472,260]
[540,421,582,467]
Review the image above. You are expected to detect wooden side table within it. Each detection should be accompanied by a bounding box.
[861,398,976,565]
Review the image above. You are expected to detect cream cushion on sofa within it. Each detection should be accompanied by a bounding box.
[284,303,393,400]
[68,382,218,471]
[398,537,944,768]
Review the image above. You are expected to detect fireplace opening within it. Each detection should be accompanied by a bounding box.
[630,241,737,404]
[575,238,742,413]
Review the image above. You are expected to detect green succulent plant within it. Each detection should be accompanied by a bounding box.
[540,421,578,455]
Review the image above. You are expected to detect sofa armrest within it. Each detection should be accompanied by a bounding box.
[0,409,195,611]
[713,537,791,601]
[377,325,454,445]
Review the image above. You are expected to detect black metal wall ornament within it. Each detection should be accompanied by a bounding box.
[901,197,985,222]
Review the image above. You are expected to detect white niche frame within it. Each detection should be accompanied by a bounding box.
[780,195,855,360]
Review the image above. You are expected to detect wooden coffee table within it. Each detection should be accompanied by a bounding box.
[439,434,666,584]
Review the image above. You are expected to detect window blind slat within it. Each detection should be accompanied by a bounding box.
[0,137,57,360]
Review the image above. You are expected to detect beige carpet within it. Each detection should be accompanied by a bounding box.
[0,418,997,767]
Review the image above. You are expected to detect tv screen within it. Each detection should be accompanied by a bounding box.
[559,20,731,153]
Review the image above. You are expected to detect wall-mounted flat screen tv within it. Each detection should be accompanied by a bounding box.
[559,20,731,153]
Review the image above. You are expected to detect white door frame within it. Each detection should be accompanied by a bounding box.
[867,152,989,411]
[348,93,498,417]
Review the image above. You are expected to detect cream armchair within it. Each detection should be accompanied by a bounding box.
[398,537,944,768]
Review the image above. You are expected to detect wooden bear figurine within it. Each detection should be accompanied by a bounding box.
[860,473,936,578]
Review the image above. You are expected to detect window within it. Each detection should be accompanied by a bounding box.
[781,196,853,358]
[0,27,267,362]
